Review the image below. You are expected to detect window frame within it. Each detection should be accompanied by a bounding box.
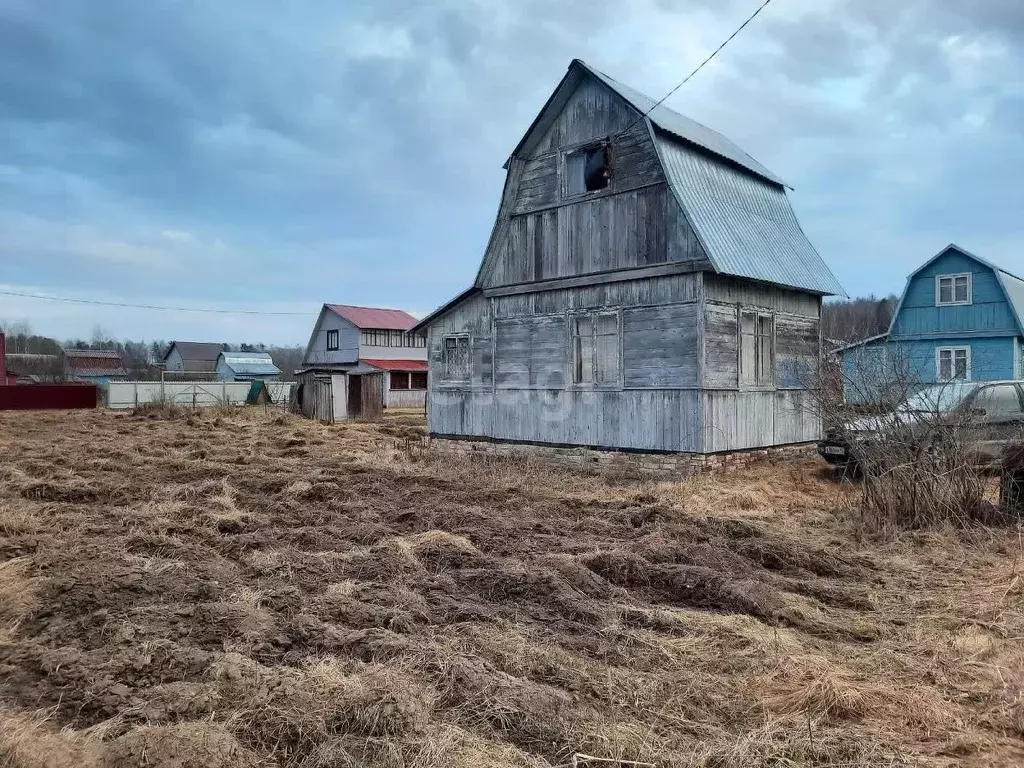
[441,334,472,382]
[410,371,428,390]
[935,272,972,306]
[325,329,339,351]
[562,140,613,199]
[569,309,621,389]
[738,307,776,390]
[936,345,971,382]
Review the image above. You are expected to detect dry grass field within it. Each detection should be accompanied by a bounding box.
[0,406,1022,767]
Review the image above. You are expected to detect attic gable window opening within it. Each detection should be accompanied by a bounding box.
[565,142,611,196]
[326,329,339,351]
[936,273,971,306]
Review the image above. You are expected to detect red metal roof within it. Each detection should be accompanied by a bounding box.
[326,304,419,331]
[362,359,428,372]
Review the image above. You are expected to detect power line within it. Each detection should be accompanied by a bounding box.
[0,288,312,316]
[618,0,776,136]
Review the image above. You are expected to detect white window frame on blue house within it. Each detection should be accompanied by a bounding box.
[935,273,972,306]
[936,346,971,382]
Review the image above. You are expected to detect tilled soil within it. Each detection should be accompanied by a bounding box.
[0,407,1022,767]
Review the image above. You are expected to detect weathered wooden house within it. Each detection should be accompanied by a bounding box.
[839,244,1024,404]
[61,348,127,385]
[412,59,844,456]
[297,304,427,421]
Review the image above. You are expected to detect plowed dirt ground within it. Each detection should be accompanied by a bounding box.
[0,406,1022,767]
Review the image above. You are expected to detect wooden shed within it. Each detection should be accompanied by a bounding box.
[412,59,844,456]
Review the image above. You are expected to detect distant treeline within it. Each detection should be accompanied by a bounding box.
[0,321,304,381]
[821,294,898,346]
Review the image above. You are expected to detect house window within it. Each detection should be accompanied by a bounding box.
[936,273,971,306]
[565,143,611,196]
[390,330,404,347]
[443,336,470,380]
[937,346,970,381]
[572,312,619,385]
[326,329,339,351]
[390,372,411,390]
[408,333,426,348]
[411,371,428,389]
[361,329,389,346]
[740,309,775,387]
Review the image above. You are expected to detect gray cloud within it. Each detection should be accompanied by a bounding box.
[0,0,1021,343]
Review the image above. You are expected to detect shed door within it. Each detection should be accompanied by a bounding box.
[361,373,384,420]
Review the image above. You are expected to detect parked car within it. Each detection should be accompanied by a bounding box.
[818,380,1024,471]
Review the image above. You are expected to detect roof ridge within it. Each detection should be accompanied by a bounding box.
[327,302,414,313]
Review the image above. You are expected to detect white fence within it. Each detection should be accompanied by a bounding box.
[107,380,293,410]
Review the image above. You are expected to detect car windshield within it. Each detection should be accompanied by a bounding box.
[899,382,977,413]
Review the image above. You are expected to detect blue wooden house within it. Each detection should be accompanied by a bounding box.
[839,244,1024,404]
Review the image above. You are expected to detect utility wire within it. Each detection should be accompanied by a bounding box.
[0,288,311,316]
[617,0,776,136]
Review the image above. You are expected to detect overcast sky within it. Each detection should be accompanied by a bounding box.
[0,0,1021,345]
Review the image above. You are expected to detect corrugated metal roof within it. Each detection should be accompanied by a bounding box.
[219,352,281,376]
[576,60,787,187]
[998,271,1024,335]
[327,304,419,331]
[362,359,428,372]
[656,135,845,296]
[166,341,223,363]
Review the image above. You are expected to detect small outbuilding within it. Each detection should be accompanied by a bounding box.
[215,351,282,382]
[163,341,225,375]
[62,349,127,385]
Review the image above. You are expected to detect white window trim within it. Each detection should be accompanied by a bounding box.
[935,272,972,306]
[325,329,339,351]
[936,345,971,382]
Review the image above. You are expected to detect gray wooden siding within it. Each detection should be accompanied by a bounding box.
[491,273,700,318]
[428,293,493,391]
[429,389,702,452]
[304,310,360,366]
[776,314,820,389]
[622,304,698,388]
[530,75,636,157]
[703,303,739,389]
[701,390,820,452]
[494,316,567,389]
[703,273,821,318]
[481,76,708,289]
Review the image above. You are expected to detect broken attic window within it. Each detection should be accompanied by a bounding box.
[566,143,611,195]
[584,145,609,191]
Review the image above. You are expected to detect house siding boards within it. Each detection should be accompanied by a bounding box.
[304,307,361,367]
[421,59,838,455]
[892,250,1020,337]
[840,245,1024,404]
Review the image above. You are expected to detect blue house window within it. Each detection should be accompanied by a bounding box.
[937,346,970,382]
[936,273,971,306]
[326,329,339,351]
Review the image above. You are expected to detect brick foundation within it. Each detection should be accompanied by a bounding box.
[422,436,815,479]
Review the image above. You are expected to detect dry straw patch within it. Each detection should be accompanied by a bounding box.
[0,407,1023,766]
